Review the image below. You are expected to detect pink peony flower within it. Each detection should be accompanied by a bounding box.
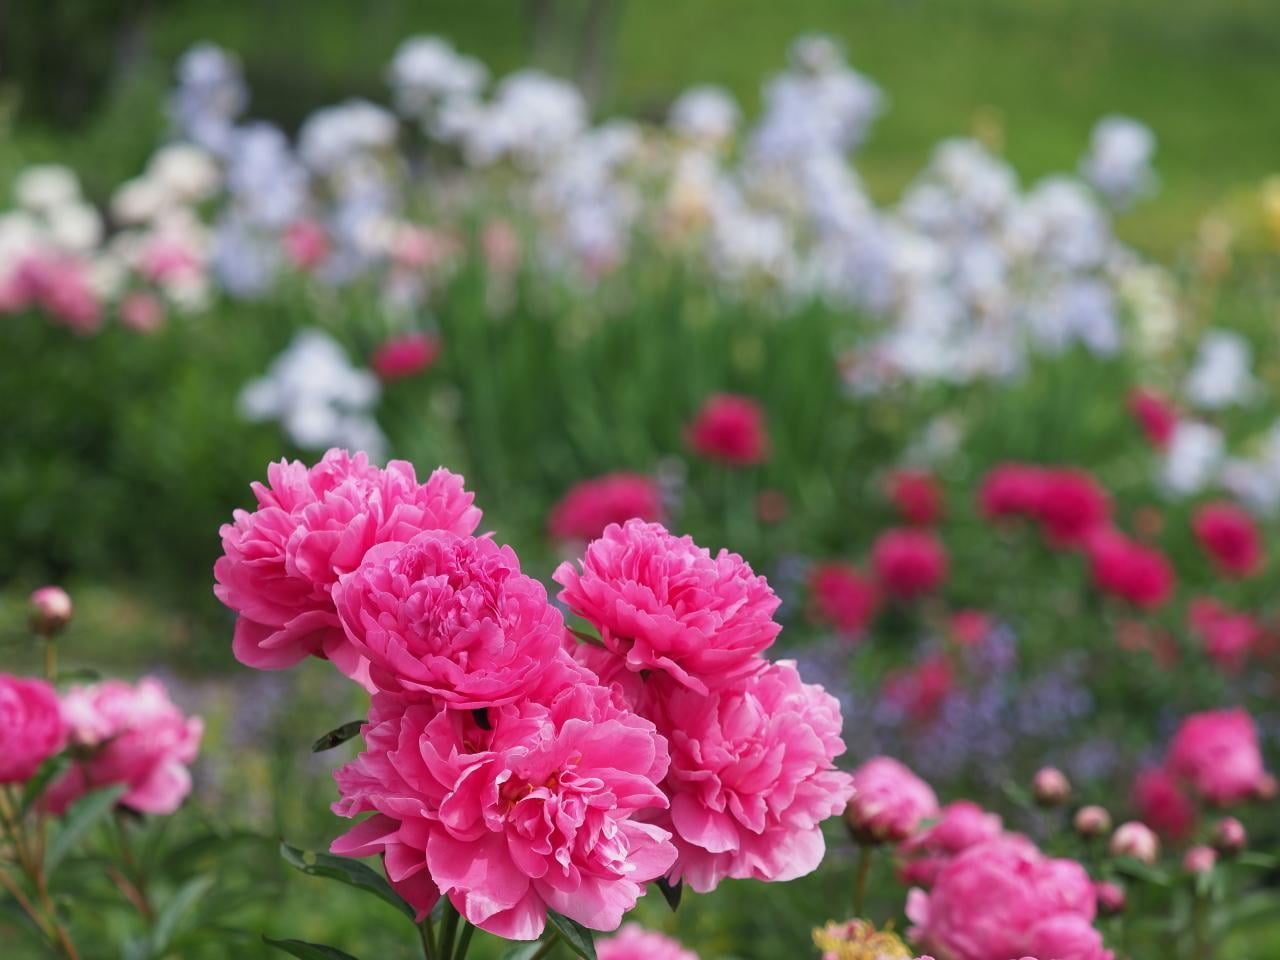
[548,473,665,544]
[887,469,943,525]
[29,585,73,634]
[652,660,854,892]
[1183,844,1217,874]
[1111,821,1160,864]
[370,332,440,382]
[1192,501,1263,578]
[1131,770,1194,841]
[598,924,698,960]
[1188,598,1258,674]
[978,463,1047,519]
[554,520,781,694]
[333,532,565,707]
[214,449,481,684]
[871,529,948,600]
[900,800,1003,888]
[331,683,675,940]
[809,563,879,638]
[685,394,768,466]
[0,674,67,784]
[119,291,166,333]
[1127,389,1177,450]
[47,678,202,815]
[1087,530,1173,609]
[907,834,1111,960]
[847,756,939,845]
[15,254,102,333]
[1033,469,1111,548]
[1167,708,1268,806]
[284,219,331,271]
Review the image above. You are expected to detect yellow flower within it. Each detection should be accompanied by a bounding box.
[812,919,914,960]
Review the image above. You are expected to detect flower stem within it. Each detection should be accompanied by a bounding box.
[419,917,437,960]
[530,932,561,960]
[852,842,874,918]
[438,903,461,960]
[453,922,475,960]
[43,637,57,683]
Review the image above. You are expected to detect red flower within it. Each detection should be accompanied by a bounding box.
[686,394,768,466]
[1127,389,1177,450]
[978,463,1046,519]
[1192,501,1263,578]
[809,563,879,637]
[1088,530,1174,609]
[871,528,948,601]
[1034,469,1111,548]
[887,469,943,525]
[371,332,440,382]
[1133,768,1195,841]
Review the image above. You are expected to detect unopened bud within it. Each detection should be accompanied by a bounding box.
[1073,805,1112,838]
[1111,821,1159,865]
[1032,766,1071,806]
[1095,881,1126,915]
[1211,816,1247,856]
[29,586,72,635]
[1182,844,1217,875]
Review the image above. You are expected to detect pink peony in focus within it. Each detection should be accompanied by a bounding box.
[1188,598,1258,674]
[887,469,943,525]
[1192,501,1263,578]
[1086,530,1173,609]
[331,683,675,940]
[1127,389,1177,450]
[652,660,854,892]
[809,563,879,638]
[370,332,440,382]
[899,800,1003,888]
[554,520,781,694]
[284,219,331,271]
[847,756,939,845]
[214,449,481,684]
[979,463,1047,519]
[685,394,769,466]
[907,834,1112,960]
[871,528,948,600]
[47,678,202,815]
[1132,768,1194,841]
[1167,708,1268,806]
[0,674,67,784]
[598,924,698,960]
[548,473,665,544]
[333,532,565,707]
[1033,469,1111,548]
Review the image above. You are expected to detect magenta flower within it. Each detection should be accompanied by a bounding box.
[685,393,769,466]
[847,756,939,844]
[554,520,781,694]
[652,660,854,893]
[214,449,480,684]
[1086,530,1173,609]
[907,834,1112,960]
[47,678,202,816]
[899,800,1002,888]
[598,924,699,960]
[809,563,880,638]
[1167,708,1269,806]
[0,674,67,784]
[371,332,440,382]
[1192,501,1263,578]
[331,684,675,940]
[334,532,565,707]
[871,528,948,601]
[548,472,665,544]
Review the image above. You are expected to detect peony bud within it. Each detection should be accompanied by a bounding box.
[1111,821,1160,864]
[1074,804,1112,838]
[29,586,72,635]
[1095,881,1126,915]
[1182,844,1217,874]
[1211,816,1247,856]
[1032,766,1071,806]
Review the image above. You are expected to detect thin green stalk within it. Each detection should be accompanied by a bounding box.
[453,922,475,960]
[529,932,561,960]
[418,917,437,960]
[43,638,57,683]
[852,842,874,919]
[438,903,461,960]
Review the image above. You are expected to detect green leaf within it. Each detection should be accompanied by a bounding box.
[150,874,216,955]
[1113,857,1171,887]
[1237,851,1279,870]
[501,944,545,960]
[546,910,596,960]
[311,720,365,753]
[654,876,682,912]
[262,936,361,960]
[45,784,126,875]
[19,752,71,814]
[278,841,415,921]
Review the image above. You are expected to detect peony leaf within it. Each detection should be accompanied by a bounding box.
[19,751,71,815]
[311,720,365,753]
[1113,857,1171,886]
[655,876,682,912]
[150,874,216,955]
[263,936,361,960]
[501,944,545,960]
[45,784,126,875]
[546,910,596,960]
[279,841,416,920]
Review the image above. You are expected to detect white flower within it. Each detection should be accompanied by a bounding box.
[387,35,487,118]
[668,86,740,145]
[1185,329,1255,410]
[298,100,399,175]
[14,165,81,212]
[1160,421,1224,497]
[448,70,587,168]
[149,143,222,203]
[1081,116,1156,208]
[46,203,103,253]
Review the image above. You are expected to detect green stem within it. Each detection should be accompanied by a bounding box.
[438,903,461,960]
[529,932,561,960]
[852,842,874,919]
[43,638,57,683]
[418,917,436,960]
[453,923,475,960]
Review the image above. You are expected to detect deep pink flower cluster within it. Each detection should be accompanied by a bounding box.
[1188,598,1259,674]
[371,332,440,382]
[1192,501,1263,578]
[887,469,943,525]
[216,456,854,940]
[871,528,948,600]
[1086,530,1174,609]
[548,472,665,544]
[907,834,1113,960]
[899,800,1003,888]
[809,563,879,638]
[980,464,1111,548]
[685,393,769,466]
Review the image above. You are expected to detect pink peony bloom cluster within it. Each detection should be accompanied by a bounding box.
[847,757,939,845]
[548,472,666,544]
[1192,501,1263,579]
[214,449,481,685]
[0,674,67,784]
[1167,708,1269,806]
[685,393,769,466]
[907,834,1113,960]
[978,463,1111,549]
[597,924,699,960]
[1086,530,1174,609]
[48,678,202,815]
